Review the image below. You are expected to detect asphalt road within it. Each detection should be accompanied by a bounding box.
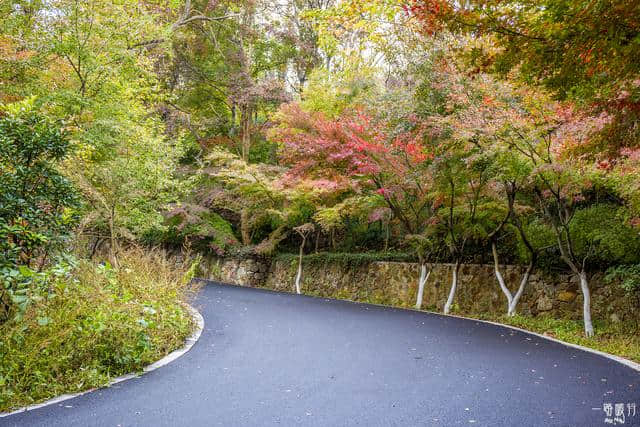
[3,281,640,427]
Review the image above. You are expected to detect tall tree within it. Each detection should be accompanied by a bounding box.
[407,0,640,154]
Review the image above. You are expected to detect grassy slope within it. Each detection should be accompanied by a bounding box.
[0,249,200,412]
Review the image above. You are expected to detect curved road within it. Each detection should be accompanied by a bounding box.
[4,282,639,427]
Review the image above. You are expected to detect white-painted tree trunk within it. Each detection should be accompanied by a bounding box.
[294,238,305,295]
[494,263,513,312]
[507,269,530,317]
[492,242,532,317]
[415,263,431,310]
[580,271,594,337]
[294,259,302,295]
[444,262,460,315]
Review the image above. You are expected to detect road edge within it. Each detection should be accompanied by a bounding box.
[447,312,640,373]
[204,280,640,373]
[362,296,640,373]
[0,303,204,418]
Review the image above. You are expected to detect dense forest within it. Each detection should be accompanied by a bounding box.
[1,0,640,409]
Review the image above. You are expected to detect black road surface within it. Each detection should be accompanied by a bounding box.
[3,282,640,427]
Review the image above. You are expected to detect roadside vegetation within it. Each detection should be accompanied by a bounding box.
[0,248,199,412]
[1,0,639,406]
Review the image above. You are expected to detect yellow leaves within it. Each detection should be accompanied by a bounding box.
[0,37,36,61]
[308,0,406,66]
[0,95,37,116]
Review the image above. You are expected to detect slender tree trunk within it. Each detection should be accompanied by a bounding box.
[556,231,595,337]
[444,260,460,314]
[579,270,594,337]
[240,104,251,161]
[492,241,534,316]
[493,254,513,312]
[89,237,102,259]
[109,205,119,269]
[295,236,306,295]
[415,263,430,310]
[240,208,251,245]
[508,261,533,316]
[314,230,320,253]
[384,222,389,252]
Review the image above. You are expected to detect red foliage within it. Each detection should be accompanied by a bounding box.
[271,103,430,194]
[403,1,452,35]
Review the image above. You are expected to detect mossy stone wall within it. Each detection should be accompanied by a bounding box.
[201,256,640,327]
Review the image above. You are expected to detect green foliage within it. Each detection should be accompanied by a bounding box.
[275,251,418,269]
[248,138,278,164]
[164,206,239,256]
[301,67,379,119]
[605,265,640,293]
[0,248,197,412]
[568,204,640,266]
[284,194,317,228]
[0,99,81,319]
[70,99,189,246]
[0,98,80,267]
[513,219,555,263]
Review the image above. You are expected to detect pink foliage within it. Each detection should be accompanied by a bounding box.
[271,103,430,193]
[368,207,392,223]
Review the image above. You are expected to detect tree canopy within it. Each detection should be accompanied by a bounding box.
[2,0,639,336]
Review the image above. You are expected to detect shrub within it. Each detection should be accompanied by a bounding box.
[569,204,640,267]
[605,265,640,293]
[0,248,199,411]
[0,98,80,320]
[0,98,80,268]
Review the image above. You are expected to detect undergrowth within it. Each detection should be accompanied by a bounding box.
[0,248,200,412]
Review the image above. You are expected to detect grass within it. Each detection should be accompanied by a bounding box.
[275,251,419,268]
[465,312,640,365]
[0,248,200,413]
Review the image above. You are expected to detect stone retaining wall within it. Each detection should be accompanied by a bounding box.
[200,256,639,326]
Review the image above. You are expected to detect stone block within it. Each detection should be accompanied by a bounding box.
[537,295,553,312]
[557,291,577,303]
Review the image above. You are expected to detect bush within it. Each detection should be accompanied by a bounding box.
[0,98,80,321]
[0,248,199,412]
[0,98,80,268]
[569,204,640,267]
[163,205,240,255]
[605,264,640,293]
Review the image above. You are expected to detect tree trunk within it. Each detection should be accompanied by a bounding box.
[508,262,533,317]
[580,270,594,337]
[415,263,430,310]
[444,260,460,315]
[384,222,389,252]
[295,236,306,295]
[492,242,513,312]
[240,208,251,245]
[240,104,251,161]
[109,205,119,269]
[89,237,102,259]
[492,242,534,317]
